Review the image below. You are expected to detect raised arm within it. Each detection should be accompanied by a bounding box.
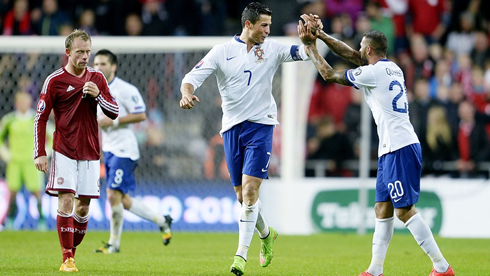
[298,20,352,86]
[300,14,363,66]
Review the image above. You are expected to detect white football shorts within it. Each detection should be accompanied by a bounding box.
[45,150,100,198]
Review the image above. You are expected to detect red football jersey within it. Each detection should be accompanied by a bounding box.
[34,67,118,160]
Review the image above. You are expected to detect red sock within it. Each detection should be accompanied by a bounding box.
[57,210,74,262]
[72,213,88,257]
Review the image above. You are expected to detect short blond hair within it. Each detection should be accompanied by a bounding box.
[65,29,91,50]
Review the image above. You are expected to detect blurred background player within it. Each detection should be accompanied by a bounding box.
[93,49,172,254]
[34,29,119,272]
[0,91,52,230]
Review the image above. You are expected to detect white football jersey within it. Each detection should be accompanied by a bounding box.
[182,35,308,134]
[98,76,146,160]
[345,59,419,157]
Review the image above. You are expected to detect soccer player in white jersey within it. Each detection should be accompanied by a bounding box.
[93,49,172,254]
[180,2,316,275]
[298,15,454,276]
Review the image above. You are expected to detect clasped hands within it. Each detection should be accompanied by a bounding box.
[298,14,323,46]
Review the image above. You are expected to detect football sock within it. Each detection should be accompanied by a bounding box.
[57,210,74,262]
[405,213,449,272]
[255,200,269,238]
[129,199,162,225]
[236,201,259,261]
[367,217,394,276]
[72,213,88,256]
[109,203,124,248]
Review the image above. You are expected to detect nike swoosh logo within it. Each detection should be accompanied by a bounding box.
[394,198,402,202]
[239,219,254,222]
[226,56,236,61]
[261,168,268,172]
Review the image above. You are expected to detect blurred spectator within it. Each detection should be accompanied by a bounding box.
[324,0,363,23]
[409,78,438,144]
[343,88,378,159]
[3,0,32,35]
[31,0,71,36]
[453,53,473,97]
[305,116,353,177]
[428,59,451,99]
[470,30,490,70]
[382,0,409,55]
[140,0,171,35]
[407,0,448,44]
[422,105,456,176]
[284,0,330,37]
[77,9,98,36]
[365,1,395,56]
[197,0,227,36]
[405,34,435,90]
[455,100,490,178]
[125,13,143,36]
[351,13,371,51]
[307,63,352,127]
[445,82,466,135]
[203,133,229,180]
[445,11,476,56]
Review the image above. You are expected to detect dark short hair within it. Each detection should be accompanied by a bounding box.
[241,2,272,28]
[363,30,388,57]
[94,49,118,66]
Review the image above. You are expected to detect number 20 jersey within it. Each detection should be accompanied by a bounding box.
[345,59,419,157]
[182,35,308,135]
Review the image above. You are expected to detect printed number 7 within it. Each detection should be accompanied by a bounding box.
[244,70,252,86]
[390,80,407,113]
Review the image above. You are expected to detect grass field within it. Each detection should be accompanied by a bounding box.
[0,230,489,275]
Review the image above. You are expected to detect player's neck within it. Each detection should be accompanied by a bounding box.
[239,31,256,52]
[65,64,85,77]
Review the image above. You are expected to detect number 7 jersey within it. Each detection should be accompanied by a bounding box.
[345,59,419,157]
[182,35,308,135]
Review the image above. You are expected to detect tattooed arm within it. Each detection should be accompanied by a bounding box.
[300,14,362,66]
[317,31,363,66]
[298,19,352,86]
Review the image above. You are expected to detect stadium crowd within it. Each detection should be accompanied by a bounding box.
[1,0,490,179]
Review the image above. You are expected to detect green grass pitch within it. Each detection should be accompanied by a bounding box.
[0,230,489,275]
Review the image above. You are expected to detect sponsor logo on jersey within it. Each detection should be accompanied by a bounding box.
[66,85,75,92]
[37,100,46,112]
[195,60,204,69]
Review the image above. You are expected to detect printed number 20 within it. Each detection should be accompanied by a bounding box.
[390,80,407,113]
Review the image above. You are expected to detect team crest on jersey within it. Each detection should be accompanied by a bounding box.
[37,100,46,113]
[195,60,204,69]
[254,46,267,63]
[57,177,64,185]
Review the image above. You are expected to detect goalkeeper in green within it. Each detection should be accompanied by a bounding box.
[0,91,52,229]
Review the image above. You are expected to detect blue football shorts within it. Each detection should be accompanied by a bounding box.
[104,152,137,194]
[222,121,274,187]
[375,143,422,208]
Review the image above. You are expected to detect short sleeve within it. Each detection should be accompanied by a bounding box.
[345,65,377,90]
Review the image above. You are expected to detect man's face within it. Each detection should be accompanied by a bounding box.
[93,55,115,81]
[248,14,271,44]
[67,37,91,70]
[359,37,369,65]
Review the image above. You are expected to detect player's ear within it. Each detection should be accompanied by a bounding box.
[245,20,252,30]
[65,48,70,57]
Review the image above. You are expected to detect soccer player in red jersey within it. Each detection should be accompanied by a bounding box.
[33,29,119,272]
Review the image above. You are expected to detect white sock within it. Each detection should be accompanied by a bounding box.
[255,200,269,238]
[129,199,165,226]
[108,203,124,248]
[367,217,394,276]
[235,201,259,261]
[405,213,449,272]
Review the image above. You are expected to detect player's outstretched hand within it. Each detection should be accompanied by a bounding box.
[298,19,317,46]
[300,14,323,35]
[35,156,48,173]
[180,94,200,109]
